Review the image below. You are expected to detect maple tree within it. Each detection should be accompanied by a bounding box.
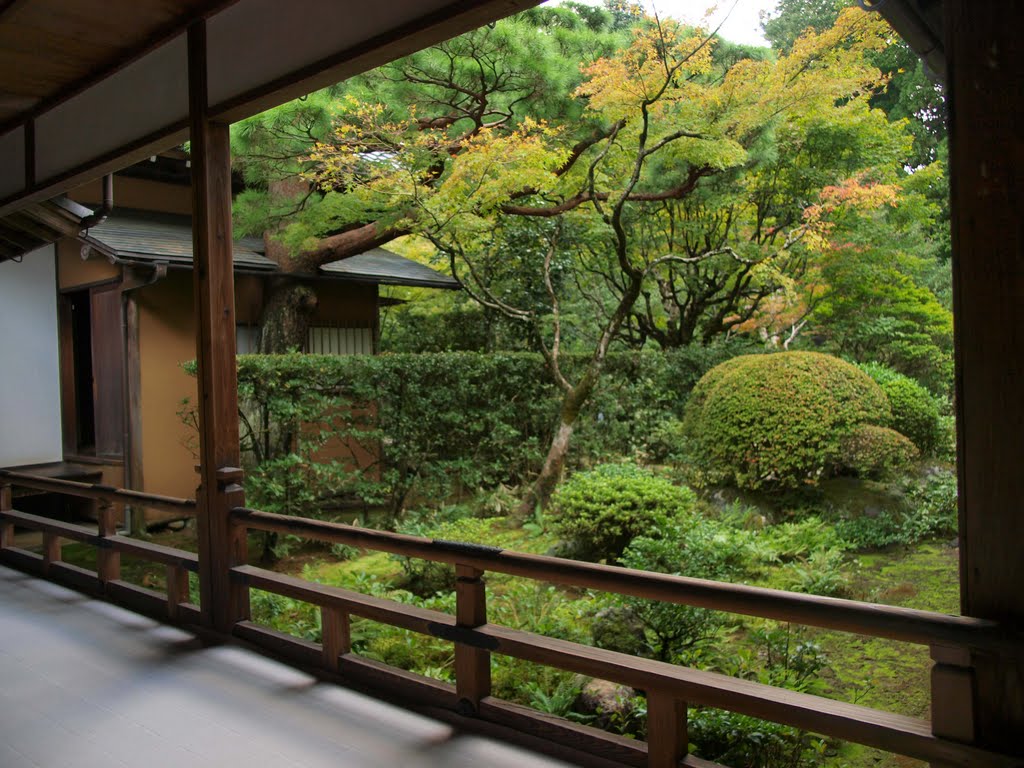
[232,3,935,511]
[296,7,896,511]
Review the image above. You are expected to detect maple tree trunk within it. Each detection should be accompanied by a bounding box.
[517,372,597,517]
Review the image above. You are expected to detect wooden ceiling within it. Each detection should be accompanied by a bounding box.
[0,0,230,130]
[0,0,542,217]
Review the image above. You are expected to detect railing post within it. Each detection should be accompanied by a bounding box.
[96,498,121,586]
[646,691,687,768]
[221,469,250,624]
[0,481,12,549]
[929,644,976,767]
[321,606,351,672]
[166,564,191,621]
[454,564,490,713]
[42,532,61,575]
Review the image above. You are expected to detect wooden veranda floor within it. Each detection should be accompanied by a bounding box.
[0,565,572,768]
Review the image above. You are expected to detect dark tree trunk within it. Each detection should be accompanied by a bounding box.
[257,279,318,353]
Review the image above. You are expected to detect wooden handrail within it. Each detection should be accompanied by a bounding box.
[3,475,1019,766]
[233,564,1019,768]
[231,507,1019,656]
[0,509,199,571]
[0,470,197,515]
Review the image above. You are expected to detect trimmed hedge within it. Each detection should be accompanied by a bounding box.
[841,424,919,479]
[196,343,751,516]
[550,464,696,562]
[857,362,946,456]
[682,352,892,490]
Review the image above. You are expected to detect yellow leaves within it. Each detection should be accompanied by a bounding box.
[431,119,569,223]
[575,18,715,119]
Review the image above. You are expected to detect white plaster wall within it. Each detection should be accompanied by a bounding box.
[0,245,62,467]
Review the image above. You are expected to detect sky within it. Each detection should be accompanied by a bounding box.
[567,0,779,48]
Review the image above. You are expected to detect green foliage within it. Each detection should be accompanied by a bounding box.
[835,471,958,550]
[193,347,746,525]
[550,464,696,562]
[781,547,851,597]
[858,362,946,456]
[682,352,891,490]
[761,516,848,562]
[689,625,830,767]
[840,424,918,480]
[810,180,954,395]
[612,514,754,662]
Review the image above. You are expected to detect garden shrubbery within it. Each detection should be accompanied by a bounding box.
[858,362,946,455]
[549,463,696,562]
[184,344,750,525]
[840,424,919,479]
[682,352,904,490]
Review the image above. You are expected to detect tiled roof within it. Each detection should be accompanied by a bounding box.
[84,211,459,289]
[321,248,458,289]
[85,210,275,271]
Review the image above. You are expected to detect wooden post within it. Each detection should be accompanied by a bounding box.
[454,564,490,713]
[646,691,687,768]
[188,21,248,633]
[321,606,351,672]
[166,564,191,621]
[0,482,11,549]
[42,532,61,575]
[96,499,120,585]
[930,644,976,768]
[946,0,1024,756]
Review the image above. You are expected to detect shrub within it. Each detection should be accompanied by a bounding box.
[682,352,892,490]
[689,626,829,767]
[612,516,753,662]
[550,464,696,562]
[781,547,850,597]
[834,471,958,550]
[841,424,919,479]
[858,362,946,455]
[184,344,754,523]
[761,517,848,562]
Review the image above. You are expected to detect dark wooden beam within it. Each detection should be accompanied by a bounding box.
[947,0,1024,756]
[187,20,247,632]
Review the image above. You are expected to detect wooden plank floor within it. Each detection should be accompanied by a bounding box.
[0,565,573,768]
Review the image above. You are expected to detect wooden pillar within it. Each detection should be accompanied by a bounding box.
[188,21,248,633]
[946,1,1024,755]
[322,606,351,672]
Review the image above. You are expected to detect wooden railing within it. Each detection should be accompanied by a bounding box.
[1,470,1021,768]
[0,470,200,623]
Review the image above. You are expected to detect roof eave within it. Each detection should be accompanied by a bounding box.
[862,0,946,83]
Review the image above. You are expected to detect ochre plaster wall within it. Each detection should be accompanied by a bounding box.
[57,238,119,290]
[136,271,199,501]
[69,176,192,215]
[133,272,382,504]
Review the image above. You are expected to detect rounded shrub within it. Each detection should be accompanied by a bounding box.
[550,464,696,562]
[682,352,891,490]
[841,424,919,479]
[858,362,945,455]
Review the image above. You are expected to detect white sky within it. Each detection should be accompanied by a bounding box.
[563,0,778,48]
